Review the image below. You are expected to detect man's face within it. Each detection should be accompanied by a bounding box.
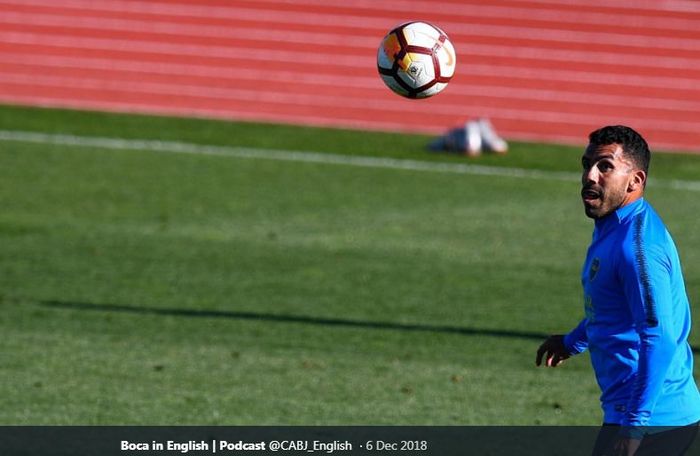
[580,143,637,219]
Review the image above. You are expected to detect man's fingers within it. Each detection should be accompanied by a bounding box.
[546,353,555,367]
[538,347,566,367]
[536,346,545,366]
[550,353,563,367]
[535,342,550,366]
[552,352,568,367]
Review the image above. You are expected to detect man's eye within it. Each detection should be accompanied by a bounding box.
[598,162,612,172]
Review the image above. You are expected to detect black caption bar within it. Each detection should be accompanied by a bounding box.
[1,426,699,456]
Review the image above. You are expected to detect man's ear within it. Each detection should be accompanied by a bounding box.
[628,169,647,192]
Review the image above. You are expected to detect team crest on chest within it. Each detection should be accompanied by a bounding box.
[589,258,600,281]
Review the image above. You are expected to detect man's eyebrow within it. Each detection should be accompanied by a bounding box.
[583,154,614,161]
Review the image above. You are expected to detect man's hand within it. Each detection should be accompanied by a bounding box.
[536,334,570,367]
[610,436,641,456]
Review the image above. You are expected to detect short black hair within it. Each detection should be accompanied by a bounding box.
[588,125,650,174]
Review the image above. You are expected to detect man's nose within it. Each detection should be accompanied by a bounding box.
[583,165,599,185]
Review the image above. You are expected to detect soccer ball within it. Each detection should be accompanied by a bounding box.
[377,21,456,99]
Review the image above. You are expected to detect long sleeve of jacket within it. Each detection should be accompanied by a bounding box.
[619,219,677,427]
[564,318,589,355]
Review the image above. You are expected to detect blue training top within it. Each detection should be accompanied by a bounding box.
[564,198,700,427]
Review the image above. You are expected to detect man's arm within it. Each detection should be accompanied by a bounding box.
[620,230,677,428]
[564,318,588,355]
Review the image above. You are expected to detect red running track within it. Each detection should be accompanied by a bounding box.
[1,0,699,152]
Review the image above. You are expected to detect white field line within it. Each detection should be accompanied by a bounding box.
[1,92,699,156]
[2,97,693,153]
[1,129,699,192]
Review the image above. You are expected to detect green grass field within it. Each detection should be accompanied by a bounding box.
[2,104,700,425]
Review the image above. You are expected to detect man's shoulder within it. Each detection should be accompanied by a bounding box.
[619,201,668,237]
[637,201,671,243]
[618,202,674,265]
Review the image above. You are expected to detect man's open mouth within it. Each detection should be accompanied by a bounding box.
[581,188,601,201]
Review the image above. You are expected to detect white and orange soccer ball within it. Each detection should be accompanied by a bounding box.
[377,21,456,99]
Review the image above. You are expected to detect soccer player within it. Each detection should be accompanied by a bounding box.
[535,125,700,455]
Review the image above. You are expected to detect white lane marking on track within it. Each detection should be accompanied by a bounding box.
[1,129,699,191]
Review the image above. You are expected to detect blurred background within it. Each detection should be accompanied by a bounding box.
[1,0,700,151]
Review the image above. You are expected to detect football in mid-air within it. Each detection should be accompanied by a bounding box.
[377,21,456,99]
